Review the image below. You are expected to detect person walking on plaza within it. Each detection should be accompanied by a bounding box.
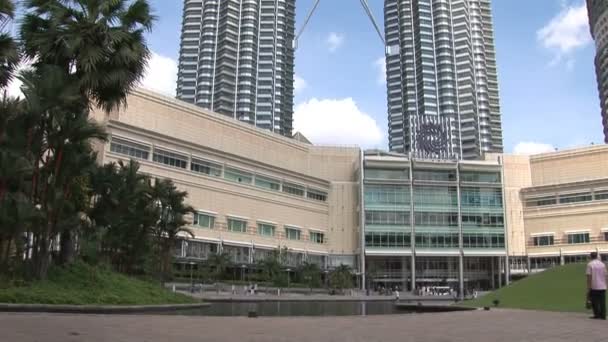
[587,252,607,320]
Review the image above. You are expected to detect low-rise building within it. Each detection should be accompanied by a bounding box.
[92,89,608,293]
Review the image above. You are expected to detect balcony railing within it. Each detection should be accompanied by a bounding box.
[527,236,607,248]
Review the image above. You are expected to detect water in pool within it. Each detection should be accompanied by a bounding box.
[160,301,408,317]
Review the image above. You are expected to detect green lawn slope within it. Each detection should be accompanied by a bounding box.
[0,262,196,305]
[465,263,605,313]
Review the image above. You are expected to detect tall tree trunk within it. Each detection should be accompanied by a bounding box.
[59,229,74,265]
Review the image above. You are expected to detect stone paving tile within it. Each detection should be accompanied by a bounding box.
[1,309,608,342]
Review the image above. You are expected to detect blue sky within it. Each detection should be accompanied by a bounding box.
[141,0,602,154]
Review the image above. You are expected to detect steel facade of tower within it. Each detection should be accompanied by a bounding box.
[587,0,608,143]
[384,0,503,160]
[176,0,296,136]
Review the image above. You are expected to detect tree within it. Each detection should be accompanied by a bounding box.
[297,261,321,293]
[20,0,156,112]
[330,264,354,294]
[206,252,232,293]
[0,0,18,88]
[257,248,288,288]
[151,178,194,283]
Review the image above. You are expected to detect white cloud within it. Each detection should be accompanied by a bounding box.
[139,51,178,96]
[374,56,386,85]
[294,75,307,94]
[293,98,384,148]
[537,2,591,66]
[513,142,556,155]
[326,32,345,53]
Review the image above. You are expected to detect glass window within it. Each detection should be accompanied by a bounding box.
[366,211,410,226]
[364,185,409,206]
[462,233,505,248]
[460,188,503,208]
[282,182,305,196]
[559,193,593,204]
[533,235,554,246]
[365,168,409,180]
[153,149,188,169]
[526,196,557,207]
[414,186,458,207]
[567,233,590,244]
[224,168,253,184]
[110,138,150,160]
[414,212,459,227]
[191,158,222,177]
[604,232,608,242]
[257,223,275,237]
[460,171,501,183]
[285,227,301,240]
[307,189,327,202]
[227,218,247,233]
[595,191,608,201]
[193,213,215,229]
[255,175,280,191]
[310,231,325,244]
[413,169,456,182]
[365,232,411,248]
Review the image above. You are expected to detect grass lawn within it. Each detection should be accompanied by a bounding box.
[465,263,605,313]
[0,262,196,305]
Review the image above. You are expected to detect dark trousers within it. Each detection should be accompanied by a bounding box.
[590,289,606,319]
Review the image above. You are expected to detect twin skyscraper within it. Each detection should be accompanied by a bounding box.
[176,0,504,160]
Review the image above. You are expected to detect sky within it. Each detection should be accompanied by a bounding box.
[9,0,601,155]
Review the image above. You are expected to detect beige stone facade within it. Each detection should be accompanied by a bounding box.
[91,89,361,268]
[91,89,608,279]
[502,145,608,271]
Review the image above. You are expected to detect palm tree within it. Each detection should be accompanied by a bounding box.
[0,0,18,88]
[207,252,232,293]
[330,264,354,295]
[151,178,194,283]
[298,261,321,293]
[20,0,156,112]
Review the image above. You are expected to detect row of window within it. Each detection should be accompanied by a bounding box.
[365,168,501,183]
[364,185,503,208]
[192,212,325,244]
[365,210,504,228]
[365,232,505,249]
[525,190,608,208]
[532,232,608,246]
[109,137,328,202]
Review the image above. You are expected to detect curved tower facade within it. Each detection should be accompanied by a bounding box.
[177,0,296,136]
[587,0,608,143]
[384,0,503,160]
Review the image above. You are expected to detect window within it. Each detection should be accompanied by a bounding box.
[257,223,275,237]
[282,182,305,196]
[526,196,557,207]
[604,232,608,242]
[310,231,324,244]
[595,191,608,201]
[285,227,301,240]
[533,235,554,246]
[460,171,500,183]
[255,175,280,191]
[307,189,327,202]
[364,185,409,206]
[365,168,409,180]
[413,170,457,182]
[110,138,150,160]
[559,193,593,204]
[567,233,590,244]
[191,158,222,177]
[365,232,411,248]
[193,212,215,229]
[414,233,459,248]
[462,234,505,249]
[227,218,247,233]
[224,168,253,184]
[153,149,188,169]
[366,210,410,226]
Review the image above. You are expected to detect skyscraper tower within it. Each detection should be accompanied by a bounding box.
[176,0,296,136]
[587,0,608,143]
[383,0,503,160]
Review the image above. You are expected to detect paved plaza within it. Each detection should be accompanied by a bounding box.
[1,309,607,342]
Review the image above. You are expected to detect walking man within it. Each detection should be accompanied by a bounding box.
[587,252,607,320]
